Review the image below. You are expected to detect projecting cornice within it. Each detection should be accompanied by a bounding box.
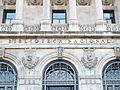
[102,0,114,6]
[76,0,91,6]
[26,0,43,5]
[2,0,16,5]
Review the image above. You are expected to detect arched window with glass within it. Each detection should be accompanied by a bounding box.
[103,60,120,90]
[42,60,78,90]
[0,60,17,90]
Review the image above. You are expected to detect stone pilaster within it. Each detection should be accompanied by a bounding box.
[69,0,78,31]
[95,0,106,31]
[13,0,24,31]
[41,0,51,31]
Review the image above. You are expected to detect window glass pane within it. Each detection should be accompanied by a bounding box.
[52,10,66,24]
[7,13,15,18]
[60,20,66,24]
[53,13,65,18]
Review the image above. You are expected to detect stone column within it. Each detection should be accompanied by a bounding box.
[69,0,78,31]
[13,0,24,31]
[95,0,106,31]
[41,0,51,31]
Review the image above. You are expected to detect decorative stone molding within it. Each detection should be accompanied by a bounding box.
[114,47,120,57]
[77,0,91,6]
[81,48,98,69]
[102,0,114,6]
[26,0,43,5]
[0,48,5,58]
[22,48,39,69]
[2,0,16,5]
[51,0,68,6]
[57,46,64,59]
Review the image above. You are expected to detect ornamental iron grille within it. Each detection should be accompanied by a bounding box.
[103,60,120,90]
[43,60,78,90]
[0,61,17,90]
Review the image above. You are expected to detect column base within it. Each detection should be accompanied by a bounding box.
[68,20,79,31]
[41,19,51,31]
[95,19,107,31]
[12,19,24,31]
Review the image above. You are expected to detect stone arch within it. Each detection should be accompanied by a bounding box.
[36,51,85,77]
[95,52,116,76]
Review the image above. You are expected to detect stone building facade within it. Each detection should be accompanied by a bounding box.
[0,0,120,90]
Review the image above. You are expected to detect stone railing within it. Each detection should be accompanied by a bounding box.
[51,24,69,32]
[79,24,96,32]
[23,25,41,32]
[0,24,13,32]
[106,24,120,32]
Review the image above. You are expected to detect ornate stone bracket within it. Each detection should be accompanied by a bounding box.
[114,47,120,58]
[26,0,43,5]
[2,0,16,5]
[51,0,68,6]
[81,48,98,69]
[76,0,91,6]
[22,48,39,69]
[57,46,64,59]
[102,0,114,6]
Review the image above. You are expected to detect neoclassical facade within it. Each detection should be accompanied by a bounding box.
[0,0,120,90]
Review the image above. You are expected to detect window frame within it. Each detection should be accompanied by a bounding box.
[52,10,67,24]
[2,9,16,24]
[103,10,115,24]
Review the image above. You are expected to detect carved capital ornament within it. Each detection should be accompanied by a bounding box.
[81,48,98,69]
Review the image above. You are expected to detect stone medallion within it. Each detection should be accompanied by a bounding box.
[22,48,39,69]
[81,48,98,69]
[51,0,67,6]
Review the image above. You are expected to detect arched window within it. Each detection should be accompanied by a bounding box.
[43,60,78,90]
[0,60,17,90]
[103,60,120,90]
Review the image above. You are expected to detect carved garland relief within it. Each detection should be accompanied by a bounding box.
[77,0,91,6]
[51,0,68,6]
[2,0,16,5]
[27,0,43,5]
[102,0,114,6]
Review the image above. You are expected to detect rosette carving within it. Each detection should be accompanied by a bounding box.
[77,0,91,5]
[51,0,68,6]
[102,0,114,6]
[27,0,43,5]
[2,0,16,5]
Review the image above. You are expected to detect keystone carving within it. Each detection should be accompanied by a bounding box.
[22,48,39,69]
[102,0,114,6]
[27,0,43,5]
[2,0,16,5]
[77,0,91,5]
[51,0,68,6]
[57,46,64,59]
[114,47,120,58]
[81,48,98,69]
[0,48,5,58]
